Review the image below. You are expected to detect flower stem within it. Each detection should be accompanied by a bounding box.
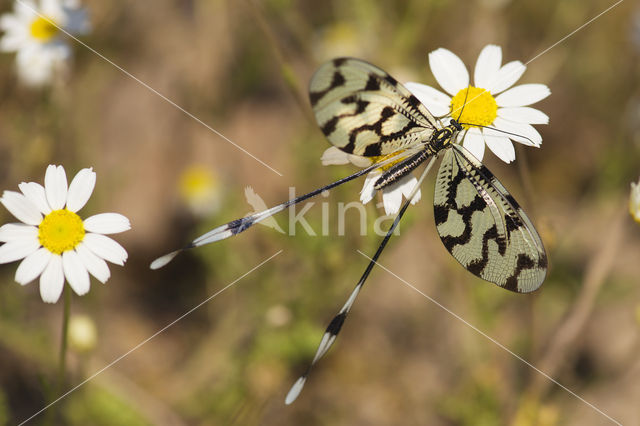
[53,286,71,422]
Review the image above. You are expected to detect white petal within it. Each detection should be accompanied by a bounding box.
[0,191,43,225]
[62,250,90,296]
[381,182,404,215]
[16,1,38,22]
[360,172,379,205]
[0,236,40,264]
[0,223,37,243]
[83,213,131,234]
[462,127,485,161]
[321,147,350,165]
[40,254,64,303]
[493,117,542,146]
[15,248,51,285]
[0,14,28,51]
[75,243,110,283]
[399,176,422,205]
[482,128,516,163]
[474,45,502,89]
[404,82,451,116]
[15,45,58,86]
[497,107,548,125]
[428,48,469,96]
[44,165,68,210]
[19,182,52,214]
[1,33,27,52]
[66,168,96,212]
[82,233,128,266]
[0,13,26,34]
[320,147,371,167]
[41,0,63,18]
[495,84,551,107]
[486,61,526,95]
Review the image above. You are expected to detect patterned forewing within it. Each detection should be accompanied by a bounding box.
[433,145,547,293]
[309,58,437,157]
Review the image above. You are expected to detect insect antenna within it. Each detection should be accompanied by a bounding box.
[454,85,471,123]
[451,86,536,145]
[285,155,438,404]
[454,123,537,146]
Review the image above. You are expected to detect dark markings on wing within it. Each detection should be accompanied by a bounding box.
[434,144,546,293]
[309,70,345,107]
[309,58,437,156]
[326,312,347,336]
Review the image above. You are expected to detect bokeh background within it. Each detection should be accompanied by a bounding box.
[1,0,640,425]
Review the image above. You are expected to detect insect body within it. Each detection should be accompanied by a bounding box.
[151,57,547,405]
[373,120,461,190]
[309,58,546,292]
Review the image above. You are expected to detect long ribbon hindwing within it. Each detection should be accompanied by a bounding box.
[309,58,437,157]
[434,144,547,293]
[152,57,548,404]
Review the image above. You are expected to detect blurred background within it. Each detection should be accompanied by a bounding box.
[0,0,639,424]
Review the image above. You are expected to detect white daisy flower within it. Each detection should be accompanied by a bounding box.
[630,178,640,223]
[321,146,421,215]
[0,165,130,303]
[0,0,89,86]
[405,44,551,163]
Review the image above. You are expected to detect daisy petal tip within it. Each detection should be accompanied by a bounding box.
[150,250,181,270]
[74,286,90,296]
[15,275,32,286]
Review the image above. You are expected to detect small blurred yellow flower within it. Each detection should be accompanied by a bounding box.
[635,304,640,326]
[29,16,58,41]
[265,304,292,327]
[68,314,97,352]
[629,178,640,223]
[178,165,222,217]
[513,396,559,426]
[313,22,375,60]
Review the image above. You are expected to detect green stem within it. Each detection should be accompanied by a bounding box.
[54,286,71,422]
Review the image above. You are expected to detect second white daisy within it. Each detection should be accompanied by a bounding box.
[0,0,89,86]
[0,165,130,303]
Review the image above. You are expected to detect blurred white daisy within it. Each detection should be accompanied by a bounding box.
[0,0,89,86]
[405,44,551,163]
[321,146,421,215]
[630,178,640,223]
[0,165,130,303]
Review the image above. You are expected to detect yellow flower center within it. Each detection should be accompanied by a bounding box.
[179,166,219,201]
[369,151,407,172]
[38,209,85,254]
[29,16,59,42]
[450,86,498,129]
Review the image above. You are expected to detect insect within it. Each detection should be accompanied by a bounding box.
[151,57,547,404]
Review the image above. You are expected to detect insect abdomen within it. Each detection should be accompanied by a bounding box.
[374,149,432,190]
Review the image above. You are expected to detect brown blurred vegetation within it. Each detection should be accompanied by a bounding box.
[1,0,640,425]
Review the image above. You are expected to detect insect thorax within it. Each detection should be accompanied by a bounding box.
[374,121,460,190]
[430,119,462,152]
